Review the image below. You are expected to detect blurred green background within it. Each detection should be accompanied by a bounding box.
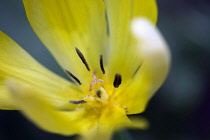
[0,0,210,140]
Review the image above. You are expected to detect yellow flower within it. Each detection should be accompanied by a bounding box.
[0,0,170,140]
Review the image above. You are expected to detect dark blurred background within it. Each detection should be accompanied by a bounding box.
[0,0,210,140]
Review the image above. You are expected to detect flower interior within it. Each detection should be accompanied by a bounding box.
[66,47,128,116]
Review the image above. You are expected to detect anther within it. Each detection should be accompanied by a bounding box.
[100,54,105,74]
[113,73,122,88]
[95,90,101,98]
[65,69,82,85]
[69,100,86,104]
[75,47,90,71]
[132,63,142,77]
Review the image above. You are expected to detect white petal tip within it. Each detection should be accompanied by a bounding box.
[131,18,155,38]
[131,18,171,90]
[131,17,170,61]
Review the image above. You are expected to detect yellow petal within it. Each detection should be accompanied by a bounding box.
[23,0,108,84]
[134,0,157,23]
[0,75,17,109]
[0,31,84,109]
[8,82,94,135]
[116,18,170,114]
[128,116,149,130]
[82,106,132,140]
[104,0,157,87]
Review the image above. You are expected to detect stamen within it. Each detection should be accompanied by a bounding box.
[100,54,105,74]
[65,69,82,85]
[89,103,98,114]
[132,63,142,77]
[75,47,90,71]
[100,87,109,100]
[95,90,101,98]
[113,73,122,88]
[69,100,86,104]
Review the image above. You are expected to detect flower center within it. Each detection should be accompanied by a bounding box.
[65,48,125,114]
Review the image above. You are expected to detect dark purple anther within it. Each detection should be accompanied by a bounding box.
[69,100,86,104]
